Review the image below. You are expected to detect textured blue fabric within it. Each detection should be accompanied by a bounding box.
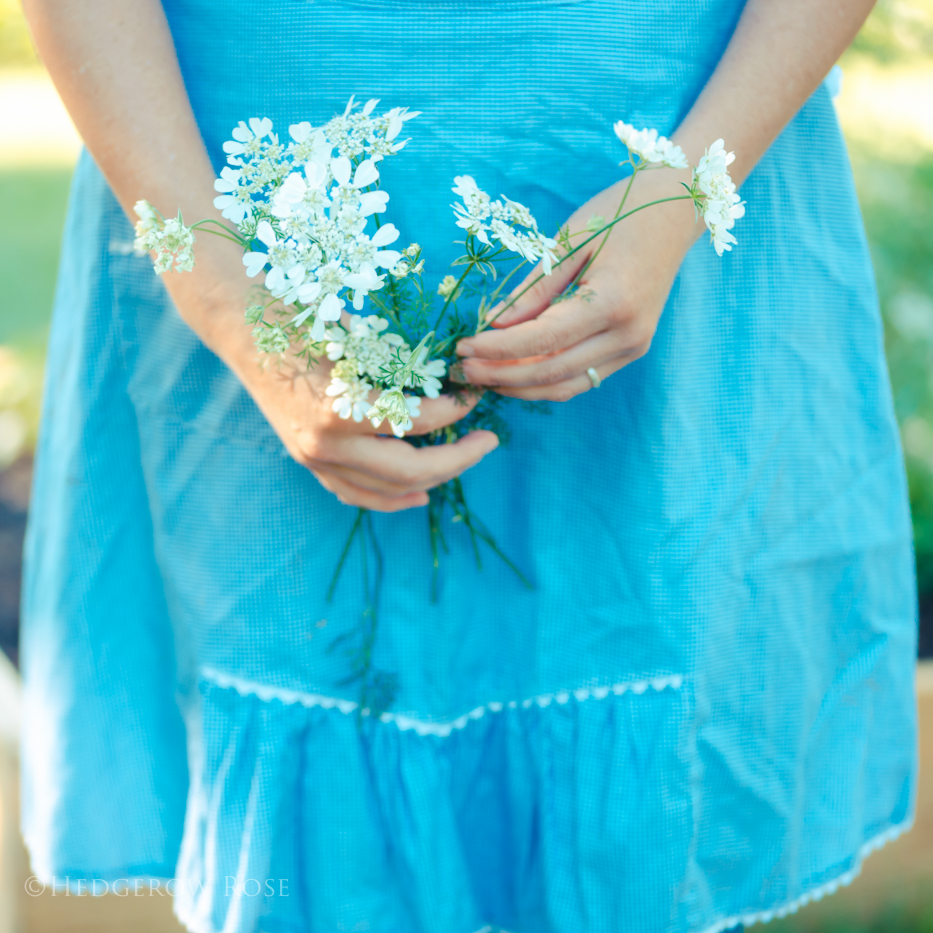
[20,1,917,932]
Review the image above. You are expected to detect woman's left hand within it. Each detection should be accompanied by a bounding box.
[455,168,700,400]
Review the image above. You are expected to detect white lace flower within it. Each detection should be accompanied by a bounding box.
[451,179,556,271]
[437,274,459,298]
[613,121,688,169]
[693,139,745,256]
[452,175,492,243]
[154,219,196,274]
[369,223,402,269]
[403,348,446,398]
[240,220,300,294]
[222,117,274,161]
[326,360,374,422]
[325,316,406,383]
[133,203,196,274]
[367,387,420,437]
[132,200,161,253]
[287,124,331,165]
[343,263,385,310]
[213,167,254,224]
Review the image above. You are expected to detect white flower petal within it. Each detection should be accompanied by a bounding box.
[265,266,285,293]
[243,251,267,278]
[374,250,402,269]
[385,115,403,142]
[319,293,345,321]
[331,156,352,187]
[371,223,400,247]
[359,191,389,217]
[249,117,273,138]
[291,306,315,327]
[353,159,379,188]
[305,161,329,189]
[289,121,312,142]
[256,220,277,248]
[297,281,322,303]
[310,314,327,342]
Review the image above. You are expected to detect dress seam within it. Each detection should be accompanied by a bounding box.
[199,665,685,737]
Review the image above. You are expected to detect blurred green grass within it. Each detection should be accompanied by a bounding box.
[771,902,933,933]
[0,166,71,348]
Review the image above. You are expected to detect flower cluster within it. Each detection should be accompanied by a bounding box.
[133,201,196,274]
[324,315,445,436]
[452,176,559,274]
[613,122,689,169]
[389,243,424,279]
[137,97,745,440]
[692,139,745,256]
[208,99,424,345]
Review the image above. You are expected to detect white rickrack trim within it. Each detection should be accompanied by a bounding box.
[696,819,913,933]
[466,820,912,933]
[200,666,684,738]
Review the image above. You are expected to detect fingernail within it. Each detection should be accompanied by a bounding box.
[457,342,475,358]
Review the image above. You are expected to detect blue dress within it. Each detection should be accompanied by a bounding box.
[20,2,917,932]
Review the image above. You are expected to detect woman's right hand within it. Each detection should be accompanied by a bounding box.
[164,239,499,513]
[234,351,498,512]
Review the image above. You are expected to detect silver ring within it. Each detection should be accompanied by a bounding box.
[586,367,602,389]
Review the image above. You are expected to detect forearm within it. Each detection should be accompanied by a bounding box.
[676,0,875,180]
[618,0,875,265]
[21,0,248,355]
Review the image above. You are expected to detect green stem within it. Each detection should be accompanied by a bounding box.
[480,195,693,331]
[431,243,478,340]
[488,259,528,302]
[570,167,639,289]
[438,482,533,589]
[190,218,249,246]
[327,508,365,601]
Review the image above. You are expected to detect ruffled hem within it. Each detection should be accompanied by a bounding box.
[696,819,914,933]
[175,668,695,933]
[170,817,913,933]
[172,670,912,933]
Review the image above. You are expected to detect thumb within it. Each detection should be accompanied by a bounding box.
[487,245,590,329]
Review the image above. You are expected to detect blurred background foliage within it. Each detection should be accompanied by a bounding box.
[0,0,932,931]
[852,0,933,60]
[0,0,36,68]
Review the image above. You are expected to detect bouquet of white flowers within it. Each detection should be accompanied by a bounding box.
[135,96,744,714]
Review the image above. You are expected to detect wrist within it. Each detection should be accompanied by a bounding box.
[624,168,700,262]
[158,234,257,373]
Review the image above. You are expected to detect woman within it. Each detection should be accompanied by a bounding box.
[19,1,916,932]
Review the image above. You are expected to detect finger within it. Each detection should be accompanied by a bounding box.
[492,349,646,402]
[311,468,429,512]
[406,390,484,435]
[460,330,622,388]
[456,296,609,363]
[313,459,443,497]
[332,429,499,487]
[485,246,590,329]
